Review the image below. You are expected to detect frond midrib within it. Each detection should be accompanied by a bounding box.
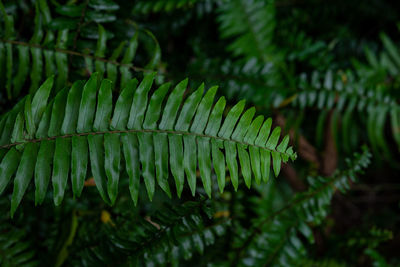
[0,39,151,73]
[0,127,291,156]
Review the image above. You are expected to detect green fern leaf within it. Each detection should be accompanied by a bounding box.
[0,73,296,216]
[69,200,228,265]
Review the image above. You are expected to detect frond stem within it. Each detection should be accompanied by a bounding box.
[0,39,153,73]
[0,128,290,156]
[72,0,90,50]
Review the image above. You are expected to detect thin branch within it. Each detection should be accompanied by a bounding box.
[73,0,90,50]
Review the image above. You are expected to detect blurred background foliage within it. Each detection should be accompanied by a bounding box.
[1,0,400,266]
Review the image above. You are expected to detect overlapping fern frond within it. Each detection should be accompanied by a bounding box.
[69,200,229,266]
[189,57,286,108]
[49,0,119,30]
[0,1,161,99]
[353,31,400,86]
[0,214,38,266]
[232,147,371,266]
[0,72,296,217]
[217,0,277,62]
[289,70,400,156]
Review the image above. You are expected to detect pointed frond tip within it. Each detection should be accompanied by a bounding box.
[0,72,296,216]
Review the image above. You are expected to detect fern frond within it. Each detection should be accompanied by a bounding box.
[0,72,296,216]
[353,32,400,86]
[49,0,119,31]
[217,0,277,62]
[232,147,371,266]
[290,70,400,156]
[69,201,228,265]
[0,1,161,99]
[0,219,38,266]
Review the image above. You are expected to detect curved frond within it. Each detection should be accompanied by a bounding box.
[0,73,296,216]
[69,201,229,265]
[232,147,372,266]
[290,70,400,156]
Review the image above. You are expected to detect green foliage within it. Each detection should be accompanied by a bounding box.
[217,0,277,62]
[188,57,285,108]
[353,31,400,87]
[68,200,229,266]
[231,147,371,266]
[0,202,38,266]
[0,0,399,265]
[0,72,295,216]
[291,70,400,156]
[50,0,119,30]
[0,0,161,100]
[133,0,205,14]
[0,226,38,266]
